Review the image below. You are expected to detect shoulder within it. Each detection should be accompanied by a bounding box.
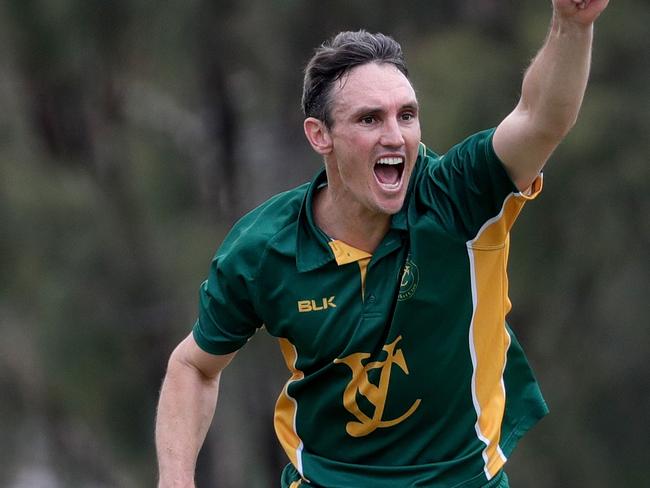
[414,128,513,189]
[409,130,523,238]
[428,129,499,171]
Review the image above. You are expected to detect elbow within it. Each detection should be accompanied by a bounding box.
[517,98,579,143]
[167,334,236,382]
[531,115,577,146]
[532,102,581,142]
[167,354,222,391]
[552,114,579,139]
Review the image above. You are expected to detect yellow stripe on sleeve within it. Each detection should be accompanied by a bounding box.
[466,176,542,479]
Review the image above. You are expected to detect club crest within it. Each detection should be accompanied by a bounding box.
[398,257,419,301]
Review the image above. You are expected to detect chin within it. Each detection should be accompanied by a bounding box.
[375,196,406,215]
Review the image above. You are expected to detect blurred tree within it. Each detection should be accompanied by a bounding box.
[0,0,648,486]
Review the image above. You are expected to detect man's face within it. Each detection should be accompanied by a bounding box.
[325,62,421,216]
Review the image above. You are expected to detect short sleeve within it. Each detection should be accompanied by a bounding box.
[192,224,264,355]
[417,128,523,239]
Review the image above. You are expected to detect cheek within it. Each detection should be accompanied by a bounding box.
[337,160,372,195]
[407,127,421,155]
[340,160,366,185]
[407,124,421,142]
[342,137,370,155]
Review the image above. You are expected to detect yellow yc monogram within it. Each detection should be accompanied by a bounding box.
[334,336,421,437]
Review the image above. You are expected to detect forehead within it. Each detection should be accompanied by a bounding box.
[330,62,417,117]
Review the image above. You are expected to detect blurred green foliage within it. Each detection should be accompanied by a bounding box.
[0,0,648,486]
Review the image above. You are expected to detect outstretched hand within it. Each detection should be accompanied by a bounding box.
[552,0,610,25]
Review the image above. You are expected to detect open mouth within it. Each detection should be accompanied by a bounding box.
[374,157,405,189]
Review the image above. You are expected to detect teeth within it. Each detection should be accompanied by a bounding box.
[377,157,403,166]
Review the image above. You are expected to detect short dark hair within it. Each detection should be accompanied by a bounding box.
[302,30,409,127]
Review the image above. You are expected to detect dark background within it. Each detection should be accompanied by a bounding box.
[1,1,648,486]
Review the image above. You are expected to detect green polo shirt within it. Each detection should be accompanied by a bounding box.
[193,128,548,488]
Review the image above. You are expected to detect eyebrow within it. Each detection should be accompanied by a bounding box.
[350,102,419,119]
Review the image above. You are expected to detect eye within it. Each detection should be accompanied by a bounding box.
[401,111,416,121]
[360,115,376,125]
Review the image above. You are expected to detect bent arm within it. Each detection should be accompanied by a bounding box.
[494,0,609,191]
[156,333,236,488]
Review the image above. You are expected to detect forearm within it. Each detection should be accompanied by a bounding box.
[519,15,594,138]
[156,353,221,487]
[493,1,608,190]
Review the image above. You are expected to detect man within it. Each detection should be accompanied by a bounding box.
[156,1,609,486]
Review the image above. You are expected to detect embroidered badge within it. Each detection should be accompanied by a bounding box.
[398,257,419,301]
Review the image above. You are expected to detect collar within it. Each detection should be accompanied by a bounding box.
[296,169,334,272]
[295,156,420,272]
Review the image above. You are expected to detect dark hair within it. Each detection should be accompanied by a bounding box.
[302,30,408,127]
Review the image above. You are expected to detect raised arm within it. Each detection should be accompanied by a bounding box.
[493,0,609,191]
[156,333,236,488]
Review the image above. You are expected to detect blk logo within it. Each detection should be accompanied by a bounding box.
[297,296,336,313]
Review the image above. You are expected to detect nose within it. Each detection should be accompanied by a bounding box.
[379,117,405,148]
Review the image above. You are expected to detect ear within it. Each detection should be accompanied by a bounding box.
[303,117,332,155]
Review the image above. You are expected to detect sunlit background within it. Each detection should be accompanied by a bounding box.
[1,1,648,486]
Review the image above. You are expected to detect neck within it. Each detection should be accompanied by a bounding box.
[313,186,391,253]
